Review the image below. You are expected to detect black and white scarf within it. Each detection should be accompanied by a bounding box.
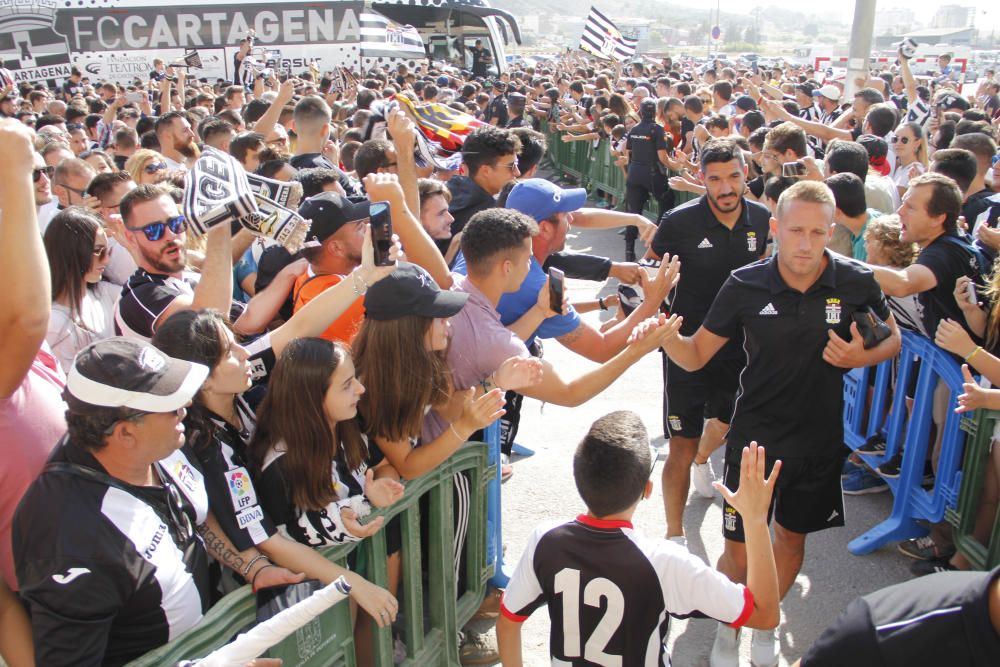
[184,147,309,252]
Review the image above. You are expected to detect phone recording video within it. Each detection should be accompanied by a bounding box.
[781,160,807,178]
[549,268,565,312]
[369,202,393,267]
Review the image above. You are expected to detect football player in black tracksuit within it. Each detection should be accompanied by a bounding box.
[623,99,674,261]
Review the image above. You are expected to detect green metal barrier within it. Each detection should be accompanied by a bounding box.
[947,409,1000,570]
[128,444,491,667]
[541,122,703,223]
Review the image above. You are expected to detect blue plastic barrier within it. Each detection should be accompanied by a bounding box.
[842,329,970,555]
[483,421,510,587]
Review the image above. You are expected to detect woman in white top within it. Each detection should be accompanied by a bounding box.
[891,121,929,198]
[43,207,119,371]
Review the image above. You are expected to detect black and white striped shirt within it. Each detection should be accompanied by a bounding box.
[13,440,211,667]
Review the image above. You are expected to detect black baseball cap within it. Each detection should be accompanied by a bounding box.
[938,93,970,112]
[65,338,209,415]
[297,192,370,244]
[364,262,469,321]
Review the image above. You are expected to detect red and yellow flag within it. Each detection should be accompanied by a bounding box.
[396,94,485,153]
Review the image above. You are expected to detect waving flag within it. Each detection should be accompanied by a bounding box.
[579,6,638,62]
[395,94,485,154]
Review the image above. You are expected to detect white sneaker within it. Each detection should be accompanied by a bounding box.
[750,628,779,667]
[667,535,687,548]
[709,624,740,667]
[692,460,716,498]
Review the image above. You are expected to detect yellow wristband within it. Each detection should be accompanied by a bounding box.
[965,346,982,363]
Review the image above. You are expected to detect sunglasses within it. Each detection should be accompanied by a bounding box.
[157,467,195,546]
[891,136,911,145]
[33,166,54,182]
[126,215,186,241]
[145,162,168,174]
[92,245,109,261]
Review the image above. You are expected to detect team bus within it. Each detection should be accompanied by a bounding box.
[0,0,520,85]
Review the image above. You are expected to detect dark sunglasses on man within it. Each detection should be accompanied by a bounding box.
[32,165,54,182]
[126,215,187,242]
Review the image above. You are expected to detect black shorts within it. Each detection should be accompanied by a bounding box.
[663,354,741,438]
[720,448,847,542]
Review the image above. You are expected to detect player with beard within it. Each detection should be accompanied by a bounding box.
[153,112,199,170]
[114,184,237,341]
[649,138,772,548]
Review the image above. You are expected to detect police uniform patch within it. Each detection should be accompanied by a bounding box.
[746,231,758,253]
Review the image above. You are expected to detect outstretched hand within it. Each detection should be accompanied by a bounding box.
[639,253,681,305]
[713,442,780,521]
[494,356,544,392]
[457,387,506,433]
[363,468,404,508]
[955,364,1000,413]
[626,313,684,354]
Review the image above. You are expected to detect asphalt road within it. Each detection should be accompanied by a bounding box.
[494,222,913,667]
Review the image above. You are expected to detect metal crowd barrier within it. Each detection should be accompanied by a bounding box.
[483,421,510,588]
[539,120,698,223]
[842,330,969,555]
[946,408,1000,569]
[128,444,491,667]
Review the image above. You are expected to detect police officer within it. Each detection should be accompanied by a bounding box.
[649,138,771,545]
[487,80,509,127]
[660,181,901,667]
[624,98,673,260]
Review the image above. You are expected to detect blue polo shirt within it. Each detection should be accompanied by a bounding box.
[451,251,581,346]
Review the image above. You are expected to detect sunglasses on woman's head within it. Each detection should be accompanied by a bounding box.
[145,162,168,174]
[126,215,186,242]
[32,166,54,182]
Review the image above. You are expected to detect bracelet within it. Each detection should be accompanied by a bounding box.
[242,553,269,577]
[598,297,608,311]
[449,424,466,441]
[966,346,983,363]
[251,563,275,590]
[352,270,368,296]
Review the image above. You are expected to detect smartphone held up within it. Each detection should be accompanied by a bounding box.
[549,267,565,312]
[369,202,394,267]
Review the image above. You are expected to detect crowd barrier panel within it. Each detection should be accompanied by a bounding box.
[842,329,969,555]
[128,444,491,667]
[540,121,699,223]
[946,408,1000,569]
[483,421,511,588]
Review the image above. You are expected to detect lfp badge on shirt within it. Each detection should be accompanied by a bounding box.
[825,298,842,325]
[226,468,258,511]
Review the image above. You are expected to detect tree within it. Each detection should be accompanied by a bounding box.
[804,23,818,37]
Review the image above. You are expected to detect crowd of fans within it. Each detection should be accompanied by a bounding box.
[0,43,999,667]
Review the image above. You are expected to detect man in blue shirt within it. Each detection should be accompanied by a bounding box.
[452,178,673,453]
